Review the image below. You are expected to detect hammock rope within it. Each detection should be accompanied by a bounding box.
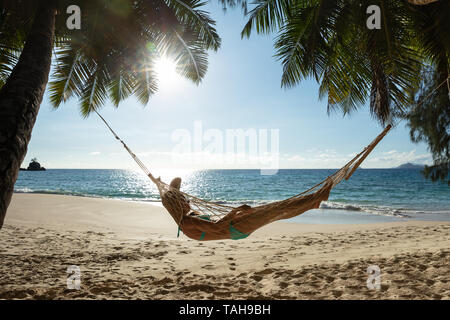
[94,108,393,240]
[94,110,158,182]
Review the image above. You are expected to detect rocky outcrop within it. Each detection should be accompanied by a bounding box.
[21,158,46,171]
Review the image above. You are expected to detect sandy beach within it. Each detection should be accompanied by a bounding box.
[0,193,449,300]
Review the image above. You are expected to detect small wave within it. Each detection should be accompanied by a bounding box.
[320,201,411,217]
[14,188,161,202]
[320,202,363,212]
[15,188,91,198]
[15,187,34,193]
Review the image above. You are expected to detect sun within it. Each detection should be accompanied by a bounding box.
[154,56,180,87]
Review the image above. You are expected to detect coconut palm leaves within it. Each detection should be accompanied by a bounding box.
[0,48,18,87]
[241,0,293,37]
[241,0,448,125]
[0,0,34,86]
[47,0,220,115]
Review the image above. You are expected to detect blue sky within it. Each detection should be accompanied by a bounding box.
[24,2,432,171]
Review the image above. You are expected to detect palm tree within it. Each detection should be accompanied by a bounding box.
[238,0,449,178]
[241,0,449,123]
[0,0,221,228]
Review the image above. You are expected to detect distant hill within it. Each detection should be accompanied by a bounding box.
[396,162,424,169]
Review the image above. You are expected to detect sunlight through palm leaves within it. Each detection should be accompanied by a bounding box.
[47,0,221,116]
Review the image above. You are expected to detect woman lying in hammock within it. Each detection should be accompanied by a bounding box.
[161,177,333,241]
[161,177,254,240]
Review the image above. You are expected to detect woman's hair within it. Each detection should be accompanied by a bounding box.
[169,177,182,190]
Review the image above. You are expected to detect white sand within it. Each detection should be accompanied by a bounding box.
[0,193,449,299]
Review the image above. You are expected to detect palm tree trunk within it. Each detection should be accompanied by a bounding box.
[407,0,439,5]
[0,1,56,229]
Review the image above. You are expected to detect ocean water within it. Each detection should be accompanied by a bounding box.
[15,168,450,224]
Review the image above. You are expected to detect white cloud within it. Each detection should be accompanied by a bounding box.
[366,149,432,167]
[280,149,432,169]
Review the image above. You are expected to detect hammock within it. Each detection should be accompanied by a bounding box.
[95,110,391,241]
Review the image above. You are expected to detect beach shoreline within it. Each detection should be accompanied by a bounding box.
[1,193,449,299]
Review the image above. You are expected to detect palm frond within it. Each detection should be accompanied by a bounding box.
[241,0,295,38]
[109,70,135,107]
[168,0,221,51]
[159,29,209,84]
[0,48,19,87]
[79,63,110,117]
[49,47,88,107]
[132,53,158,105]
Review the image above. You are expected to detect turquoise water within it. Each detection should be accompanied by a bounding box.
[15,169,450,224]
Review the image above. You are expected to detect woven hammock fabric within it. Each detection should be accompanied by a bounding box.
[94,110,391,241]
[154,125,392,241]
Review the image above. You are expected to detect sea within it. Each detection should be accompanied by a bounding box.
[15,168,450,224]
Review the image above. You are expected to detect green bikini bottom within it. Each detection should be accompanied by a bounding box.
[178,215,249,240]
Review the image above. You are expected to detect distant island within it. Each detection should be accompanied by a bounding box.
[20,158,46,171]
[396,162,424,169]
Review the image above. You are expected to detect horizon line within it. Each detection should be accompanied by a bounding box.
[20,166,424,170]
